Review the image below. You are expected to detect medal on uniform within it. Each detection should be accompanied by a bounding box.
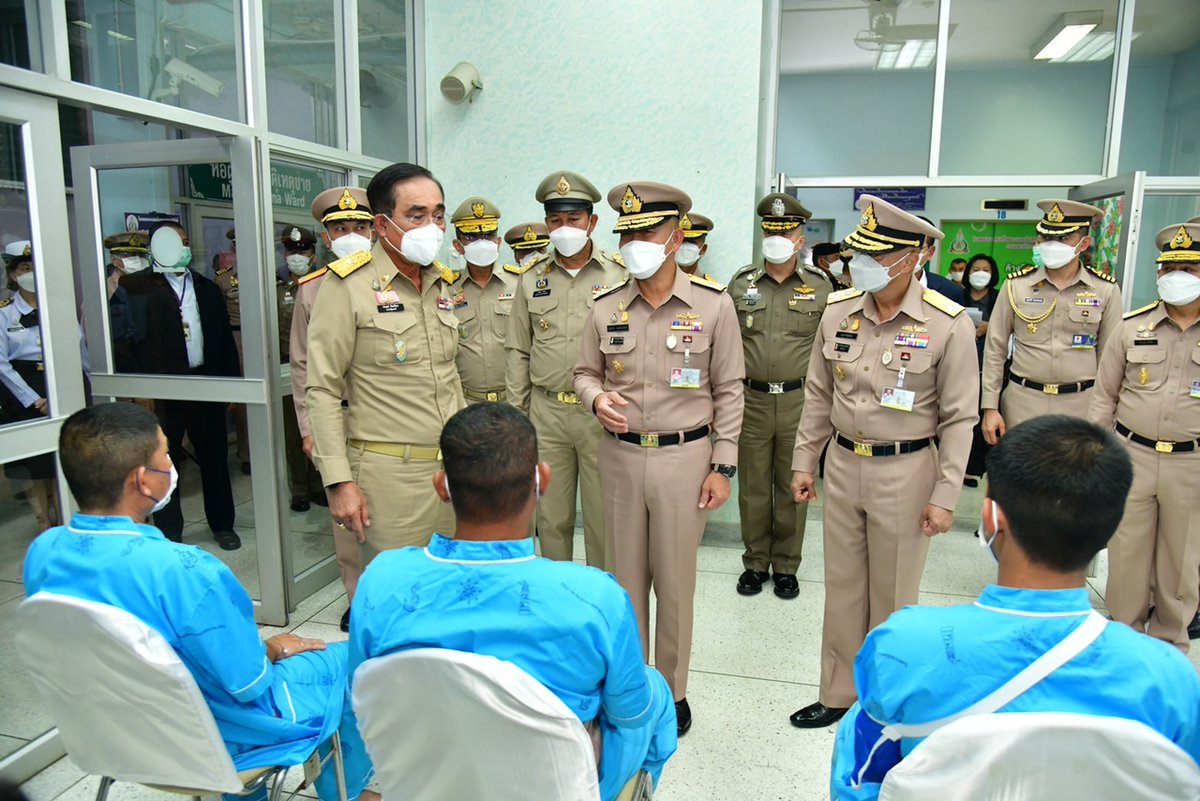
[394,339,407,363]
[839,318,848,330]
[834,365,846,381]
[1138,367,1150,386]
[612,359,624,374]
[370,278,381,291]
[745,315,753,329]
[666,334,678,349]
[851,319,860,332]
[1027,322,1038,334]
[881,349,893,366]
[459,326,468,339]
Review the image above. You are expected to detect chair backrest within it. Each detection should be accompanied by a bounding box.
[352,648,600,801]
[878,711,1200,801]
[14,592,244,793]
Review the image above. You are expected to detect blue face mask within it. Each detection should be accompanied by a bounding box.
[176,246,193,269]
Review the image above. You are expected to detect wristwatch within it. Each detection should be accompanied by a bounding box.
[713,464,736,479]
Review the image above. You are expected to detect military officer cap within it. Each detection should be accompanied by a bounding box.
[451,196,502,235]
[680,213,713,240]
[1187,216,1200,224]
[310,186,373,225]
[606,181,692,233]
[280,224,316,249]
[2,240,32,267]
[536,171,601,213]
[103,231,149,254]
[757,193,811,232]
[1154,223,1200,265]
[505,222,550,251]
[843,194,943,254]
[1035,199,1102,238]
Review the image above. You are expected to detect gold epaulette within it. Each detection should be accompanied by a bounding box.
[923,288,965,317]
[688,272,726,292]
[1087,265,1117,283]
[522,253,548,271]
[435,260,460,285]
[0,297,11,308]
[214,264,235,277]
[327,250,372,279]
[503,262,530,275]
[827,288,863,304]
[1123,300,1161,319]
[595,278,629,299]
[607,250,625,268]
[1008,264,1036,279]
[705,273,718,283]
[298,266,328,285]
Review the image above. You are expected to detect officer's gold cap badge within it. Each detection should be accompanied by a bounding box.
[861,202,878,232]
[1171,226,1194,250]
[681,214,693,231]
[338,189,358,210]
[522,226,537,243]
[556,175,571,196]
[1047,204,1065,224]
[621,186,643,214]
[290,228,302,242]
[771,197,786,217]
[22,243,31,256]
[472,201,486,218]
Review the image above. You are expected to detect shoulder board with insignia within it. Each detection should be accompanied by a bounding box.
[298,266,328,285]
[606,250,625,268]
[214,264,234,277]
[732,263,758,278]
[687,273,726,292]
[594,277,630,299]
[705,273,718,283]
[923,288,964,317]
[327,250,372,279]
[1123,300,1161,319]
[522,253,548,271]
[827,288,863,304]
[435,260,461,285]
[1008,264,1036,279]
[1086,265,1117,283]
[0,297,11,308]
[503,262,530,275]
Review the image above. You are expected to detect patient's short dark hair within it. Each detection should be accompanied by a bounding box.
[440,404,538,524]
[59,402,161,511]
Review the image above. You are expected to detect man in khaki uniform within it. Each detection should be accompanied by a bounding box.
[675,213,717,282]
[575,181,745,736]
[505,170,625,568]
[982,200,1122,444]
[504,222,550,272]
[449,197,527,404]
[307,163,464,563]
[729,193,832,599]
[789,195,978,729]
[1089,222,1200,653]
[212,227,250,473]
[294,185,375,630]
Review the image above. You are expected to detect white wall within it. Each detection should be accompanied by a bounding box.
[422,0,766,283]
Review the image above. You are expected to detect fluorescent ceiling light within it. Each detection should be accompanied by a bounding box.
[1032,12,1102,60]
[875,39,936,70]
[106,29,134,42]
[70,19,92,29]
[1059,30,1141,63]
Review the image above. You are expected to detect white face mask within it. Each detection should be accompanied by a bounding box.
[848,251,907,294]
[675,242,702,267]
[144,464,179,514]
[329,232,372,260]
[978,500,1000,563]
[968,271,993,290]
[620,239,670,280]
[761,235,797,265]
[548,225,590,257]
[534,469,541,499]
[14,272,36,293]
[119,255,149,275]
[1158,271,1200,306]
[285,254,312,276]
[462,239,500,267]
[1035,239,1081,270]
[385,218,443,267]
[949,270,965,284]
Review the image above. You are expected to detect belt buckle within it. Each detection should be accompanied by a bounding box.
[557,391,579,405]
[639,433,659,448]
[486,391,499,402]
[1155,440,1174,453]
[1042,383,1059,395]
[768,382,784,395]
[853,441,873,457]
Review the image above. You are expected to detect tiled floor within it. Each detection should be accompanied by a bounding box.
[13,480,1200,801]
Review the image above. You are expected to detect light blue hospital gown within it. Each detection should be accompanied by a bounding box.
[23,515,373,801]
[831,584,1200,800]
[348,533,678,801]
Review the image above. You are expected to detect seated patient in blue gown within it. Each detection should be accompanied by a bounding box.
[22,402,374,801]
[348,402,678,800]
[831,415,1200,800]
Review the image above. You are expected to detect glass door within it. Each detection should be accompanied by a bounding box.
[1070,172,1146,311]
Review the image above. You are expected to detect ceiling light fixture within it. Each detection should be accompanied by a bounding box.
[875,39,936,70]
[1032,12,1102,61]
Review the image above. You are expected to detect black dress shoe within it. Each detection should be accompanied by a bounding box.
[736,569,771,596]
[310,492,329,508]
[214,530,242,551]
[290,498,310,513]
[790,701,848,729]
[675,698,692,736]
[773,573,800,599]
[963,476,979,488]
[340,608,351,633]
[1189,612,1200,641]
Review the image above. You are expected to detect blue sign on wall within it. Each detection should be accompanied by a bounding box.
[852,187,927,212]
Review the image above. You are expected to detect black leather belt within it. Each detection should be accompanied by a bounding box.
[1011,373,1094,396]
[744,378,805,395]
[614,425,710,448]
[835,432,933,458]
[1115,422,1198,454]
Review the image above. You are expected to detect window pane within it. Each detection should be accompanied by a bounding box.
[359,0,410,160]
[777,1,939,177]
[0,3,40,70]
[940,0,1117,176]
[67,0,241,122]
[263,0,337,146]
[1118,1,1200,176]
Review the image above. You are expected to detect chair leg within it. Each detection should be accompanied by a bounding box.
[95,777,115,801]
[330,731,348,801]
[268,767,287,801]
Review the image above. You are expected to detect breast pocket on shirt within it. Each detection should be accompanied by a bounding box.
[363,312,418,367]
[436,309,459,361]
[528,296,559,342]
[1012,301,1052,345]
[735,296,765,332]
[880,350,934,394]
[785,303,822,338]
[1068,305,1102,337]
[1125,347,1168,391]
[455,302,478,341]
[493,301,512,340]
[599,333,637,388]
[822,338,864,396]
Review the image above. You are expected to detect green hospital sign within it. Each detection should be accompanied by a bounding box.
[187,162,320,211]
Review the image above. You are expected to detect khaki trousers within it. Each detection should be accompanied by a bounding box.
[601,434,711,701]
[530,390,607,568]
[999,380,1092,429]
[1106,442,1200,653]
[738,387,808,574]
[282,398,322,501]
[346,442,454,565]
[820,442,936,708]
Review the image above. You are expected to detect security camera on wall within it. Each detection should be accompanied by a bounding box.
[162,57,225,98]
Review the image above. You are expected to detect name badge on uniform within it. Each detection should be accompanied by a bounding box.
[609,336,625,346]
[607,324,629,332]
[835,331,858,340]
[1070,333,1096,349]
[436,296,455,311]
[834,342,851,353]
[1191,379,1200,399]
[669,367,701,389]
[1024,297,1045,304]
[375,290,403,313]
[880,366,914,412]
[532,289,551,298]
